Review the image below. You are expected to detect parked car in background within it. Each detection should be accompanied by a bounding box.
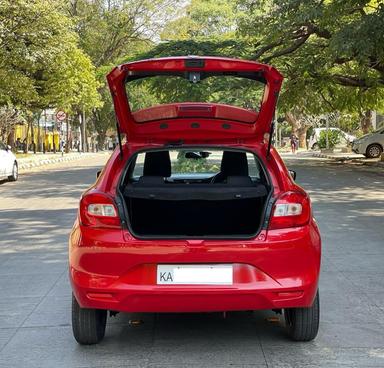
[69,56,321,345]
[352,127,384,158]
[0,142,18,181]
[309,128,356,150]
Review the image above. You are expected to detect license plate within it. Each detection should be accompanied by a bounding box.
[157,264,233,285]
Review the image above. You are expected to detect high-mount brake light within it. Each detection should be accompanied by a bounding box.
[79,192,120,228]
[269,191,310,230]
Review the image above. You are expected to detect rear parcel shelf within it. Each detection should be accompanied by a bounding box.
[123,176,268,201]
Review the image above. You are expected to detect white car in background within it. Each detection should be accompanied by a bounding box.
[309,128,356,150]
[352,127,384,158]
[0,142,18,181]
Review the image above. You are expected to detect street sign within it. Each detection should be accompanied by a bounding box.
[56,110,67,122]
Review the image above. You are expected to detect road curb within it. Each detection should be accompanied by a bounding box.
[312,152,354,160]
[312,152,384,168]
[18,153,104,171]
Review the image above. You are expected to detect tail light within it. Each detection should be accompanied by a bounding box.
[79,192,121,228]
[269,191,311,230]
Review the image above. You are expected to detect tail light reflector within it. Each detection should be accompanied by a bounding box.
[88,204,117,217]
[269,191,311,230]
[79,192,121,228]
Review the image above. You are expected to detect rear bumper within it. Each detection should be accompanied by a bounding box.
[71,275,318,313]
[69,222,321,313]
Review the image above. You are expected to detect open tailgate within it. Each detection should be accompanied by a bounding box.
[107,56,283,144]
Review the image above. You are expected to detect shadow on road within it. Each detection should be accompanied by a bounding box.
[0,208,76,256]
[1,165,102,199]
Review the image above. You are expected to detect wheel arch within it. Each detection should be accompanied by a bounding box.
[366,142,383,155]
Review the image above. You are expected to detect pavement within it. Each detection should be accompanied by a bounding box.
[0,153,384,367]
[310,150,384,168]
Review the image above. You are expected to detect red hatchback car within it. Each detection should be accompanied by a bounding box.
[69,56,321,344]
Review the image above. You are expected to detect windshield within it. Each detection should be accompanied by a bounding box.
[125,74,265,114]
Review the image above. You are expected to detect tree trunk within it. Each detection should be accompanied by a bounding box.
[285,111,310,149]
[65,117,70,153]
[285,111,299,135]
[297,126,309,149]
[37,112,41,152]
[360,110,372,134]
[24,120,30,153]
[7,129,15,150]
[97,131,106,150]
[81,110,88,152]
[30,119,36,153]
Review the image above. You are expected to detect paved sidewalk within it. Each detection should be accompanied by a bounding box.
[311,151,384,167]
[17,152,110,172]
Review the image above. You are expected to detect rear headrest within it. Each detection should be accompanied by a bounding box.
[143,151,171,177]
[220,151,249,176]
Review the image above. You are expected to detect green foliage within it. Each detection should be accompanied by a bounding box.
[0,0,100,113]
[237,0,384,117]
[337,113,361,134]
[132,39,250,60]
[67,0,179,141]
[318,129,341,149]
[131,0,384,128]
[173,152,219,173]
[68,0,175,67]
[126,74,264,111]
[128,35,262,110]
[3,0,384,144]
[161,0,238,40]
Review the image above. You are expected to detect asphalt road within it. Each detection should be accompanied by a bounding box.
[0,153,383,368]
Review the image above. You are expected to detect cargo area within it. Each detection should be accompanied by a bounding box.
[120,149,271,237]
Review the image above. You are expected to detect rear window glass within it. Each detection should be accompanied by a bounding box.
[131,149,263,181]
[126,75,265,113]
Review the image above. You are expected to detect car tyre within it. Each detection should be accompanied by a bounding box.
[8,162,18,182]
[311,143,319,150]
[365,144,383,159]
[72,294,107,345]
[284,290,319,341]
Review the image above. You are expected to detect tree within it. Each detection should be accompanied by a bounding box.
[133,0,384,142]
[237,0,384,133]
[68,0,179,67]
[161,0,238,40]
[126,0,254,112]
[238,0,384,87]
[0,0,101,148]
[66,0,181,145]
[0,0,99,109]
[0,107,25,146]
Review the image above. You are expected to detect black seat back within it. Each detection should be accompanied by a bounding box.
[213,151,249,183]
[143,151,171,177]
